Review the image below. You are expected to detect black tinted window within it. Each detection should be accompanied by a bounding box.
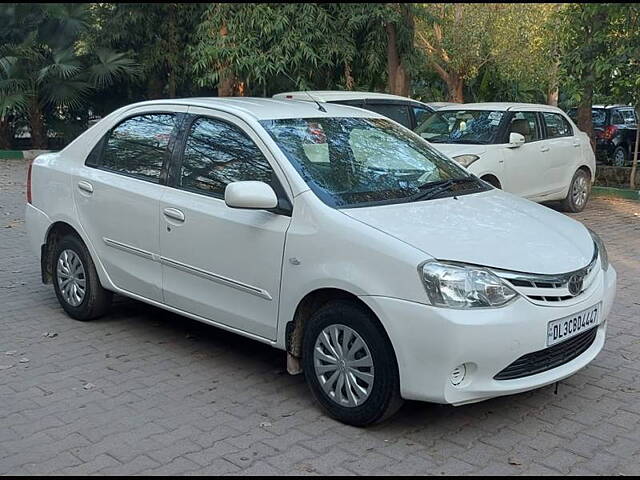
[363,104,411,128]
[179,118,273,197]
[542,112,573,138]
[412,106,432,129]
[619,109,637,125]
[103,114,176,181]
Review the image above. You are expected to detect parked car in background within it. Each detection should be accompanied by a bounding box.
[25,98,616,426]
[273,90,446,131]
[416,103,596,212]
[568,105,638,166]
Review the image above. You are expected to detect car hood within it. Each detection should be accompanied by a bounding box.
[429,143,488,159]
[342,190,594,274]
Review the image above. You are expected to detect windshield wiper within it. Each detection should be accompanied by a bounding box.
[408,177,480,202]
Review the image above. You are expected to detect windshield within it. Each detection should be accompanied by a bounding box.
[415,110,505,144]
[260,117,487,208]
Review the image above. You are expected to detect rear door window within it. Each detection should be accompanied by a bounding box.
[102,113,177,182]
[541,112,573,138]
[362,103,411,128]
[619,109,637,125]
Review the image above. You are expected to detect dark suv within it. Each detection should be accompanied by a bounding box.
[570,105,638,166]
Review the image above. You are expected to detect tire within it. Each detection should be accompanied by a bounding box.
[612,146,628,167]
[481,175,501,189]
[561,169,591,213]
[52,234,112,321]
[302,300,403,426]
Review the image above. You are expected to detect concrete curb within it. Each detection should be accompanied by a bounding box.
[0,150,51,161]
[592,186,640,201]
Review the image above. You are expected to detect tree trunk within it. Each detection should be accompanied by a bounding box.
[0,116,12,149]
[147,74,164,99]
[385,21,411,96]
[547,60,559,107]
[631,108,639,189]
[576,68,595,152]
[446,72,464,103]
[28,99,46,149]
[385,21,400,94]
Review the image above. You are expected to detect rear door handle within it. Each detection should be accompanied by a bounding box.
[572,141,580,148]
[540,145,550,152]
[78,181,94,194]
[163,207,185,222]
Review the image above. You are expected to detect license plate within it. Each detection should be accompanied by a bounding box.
[547,303,601,347]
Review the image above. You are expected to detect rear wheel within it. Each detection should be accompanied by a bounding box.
[561,169,591,213]
[302,300,403,426]
[52,234,112,320]
[612,146,628,167]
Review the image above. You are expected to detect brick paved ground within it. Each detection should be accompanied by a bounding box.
[1,157,639,475]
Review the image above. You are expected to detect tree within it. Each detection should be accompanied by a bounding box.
[415,4,560,104]
[0,3,139,148]
[85,3,206,101]
[606,4,640,188]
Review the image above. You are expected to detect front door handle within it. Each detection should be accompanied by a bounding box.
[163,207,185,222]
[78,180,94,194]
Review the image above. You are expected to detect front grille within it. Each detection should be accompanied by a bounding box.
[494,327,598,380]
[492,244,599,305]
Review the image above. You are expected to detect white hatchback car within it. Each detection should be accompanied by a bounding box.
[25,98,616,426]
[415,103,596,212]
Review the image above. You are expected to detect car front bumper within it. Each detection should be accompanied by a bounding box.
[360,265,617,405]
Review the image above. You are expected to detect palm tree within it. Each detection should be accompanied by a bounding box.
[0,3,139,149]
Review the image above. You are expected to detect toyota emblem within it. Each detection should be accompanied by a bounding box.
[568,274,584,296]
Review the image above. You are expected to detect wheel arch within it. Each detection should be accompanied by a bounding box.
[285,288,397,368]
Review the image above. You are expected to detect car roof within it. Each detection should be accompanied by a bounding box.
[437,102,567,113]
[273,90,429,106]
[592,104,632,109]
[118,97,385,121]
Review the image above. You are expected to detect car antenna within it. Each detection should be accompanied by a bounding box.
[281,71,327,113]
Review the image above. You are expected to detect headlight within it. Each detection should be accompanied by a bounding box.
[419,261,518,308]
[452,154,480,168]
[588,228,609,271]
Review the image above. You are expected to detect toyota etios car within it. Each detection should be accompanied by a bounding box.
[26,98,616,426]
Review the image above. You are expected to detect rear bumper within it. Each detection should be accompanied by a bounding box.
[360,265,616,405]
[25,203,52,262]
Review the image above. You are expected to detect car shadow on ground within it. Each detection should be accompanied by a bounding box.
[98,293,565,432]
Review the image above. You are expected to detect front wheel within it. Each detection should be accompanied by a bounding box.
[52,234,112,321]
[561,169,591,213]
[302,300,403,426]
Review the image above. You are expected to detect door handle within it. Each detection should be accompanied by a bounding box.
[540,145,550,152]
[77,180,94,194]
[572,141,580,148]
[163,207,185,222]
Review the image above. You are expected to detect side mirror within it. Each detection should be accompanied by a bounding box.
[508,132,525,148]
[225,181,278,210]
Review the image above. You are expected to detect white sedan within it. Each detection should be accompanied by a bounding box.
[25,98,615,426]
[415,103,596,212]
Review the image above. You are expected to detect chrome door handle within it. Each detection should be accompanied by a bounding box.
[78,181,94,194]
[163,207,185,222]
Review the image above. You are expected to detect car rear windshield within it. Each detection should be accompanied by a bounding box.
[260,117,486,208]
[414,109,504,144]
